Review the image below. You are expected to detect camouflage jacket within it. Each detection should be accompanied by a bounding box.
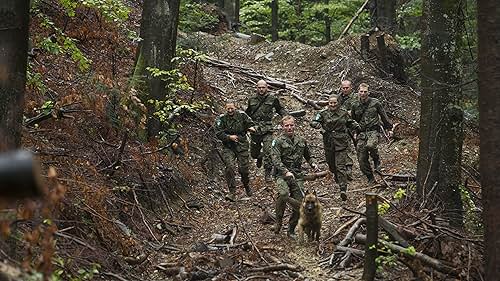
[214,111,255,151]
[351,97,392,131]
[271,134,313,177]
[245,93,287,134]
[310,108,360,151]
[338,92,358,112]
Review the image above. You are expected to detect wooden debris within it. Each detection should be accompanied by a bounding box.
[248,263,301,273]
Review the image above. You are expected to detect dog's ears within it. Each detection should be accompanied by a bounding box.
[305,189,317,195]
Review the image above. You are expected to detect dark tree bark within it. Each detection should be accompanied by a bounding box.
[223,0,239,30]
[376,0,396,33]
[478,0,500,279]
[295,0,305,43]
[133,0,181,139]
[324,12,331,44]
[323,0,331,44]
[362,193,378,281]
[416,0,464,226]
[271,0,278,41]
[0,1,30,151]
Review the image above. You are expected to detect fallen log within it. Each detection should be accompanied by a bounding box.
[248,263,301,273]
[354,234,459,277]
[378,216,410,248]
[303,170,329,181]
[204,57,328,110]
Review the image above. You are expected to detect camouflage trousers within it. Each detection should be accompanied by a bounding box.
[250,132,274,171]
[356,130,380,179]
[275,176,304,234]
[220,146,250,192]
[324,144,349,192]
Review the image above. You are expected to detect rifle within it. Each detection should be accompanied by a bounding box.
[0,150,43,198]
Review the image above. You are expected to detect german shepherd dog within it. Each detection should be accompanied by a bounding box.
[297,190,322,243]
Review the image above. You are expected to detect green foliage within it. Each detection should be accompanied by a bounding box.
[395,33,421,51]
[27,63,47,94]
[34,0,130,23]
[459,184,482,234]
[31,0,132,71]
[36,13,91,71]
[375,245,397,272]
[179,2,219,32]
[402,246,416,256]
[378,201,390,215]
[393,188,406,200]
[25,258,100,281]
[397,0,422,19]
[239,0,370,45]
[146,49,211,138]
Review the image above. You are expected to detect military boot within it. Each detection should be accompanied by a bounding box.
[225,186,236,202]
[264,168,273,183]
[340,185,348,201]
[256,156,263,168]
[346,165,353,181]
[244,184,253,197]
[367,174,377,185]
[287,222,298,239]
[225,191,236,202]
[272,196,286,234]
[242,173,252,196]
[373,156,381,173]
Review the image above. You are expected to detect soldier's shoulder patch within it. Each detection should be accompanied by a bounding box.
[216,116,223,126]
[272,139,278,147]
[314,112,322,120]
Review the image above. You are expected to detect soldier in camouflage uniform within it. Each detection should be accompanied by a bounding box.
[337,80,359,179]
[215,100,256,201]
[245,80,288,182]
[271,116,317,237]
[351,83,393,184]
[338,80,358,112]
[311,95,360,201]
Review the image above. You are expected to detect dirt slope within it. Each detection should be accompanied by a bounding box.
[136,32,424,280]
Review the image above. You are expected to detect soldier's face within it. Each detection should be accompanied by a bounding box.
[226,103,236,116]
[358,87,369,100]
[328,98,339,110]
[256,82,268,95]
[341,83,352,95]
[282,119,295,137]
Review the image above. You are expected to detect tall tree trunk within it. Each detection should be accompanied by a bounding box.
[416,0,464,226]
[324,13,331,44]
[271,0,278,41]
[478,0,500,279]
[133,0,180,139]
[0,0,30,151]
[323,0,330,44]
[376,0,396,33]
[223,0,239,30]
[295,0,305,43]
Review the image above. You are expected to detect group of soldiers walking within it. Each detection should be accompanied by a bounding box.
[214,79,393,237]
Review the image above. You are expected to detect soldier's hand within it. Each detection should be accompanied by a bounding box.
[387,130,394,139]
[248,127,256,133]
[310,163,319,171]
[229,135,239,142]
[285,171,294,179]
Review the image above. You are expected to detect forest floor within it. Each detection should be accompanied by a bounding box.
[10,5,483,281]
